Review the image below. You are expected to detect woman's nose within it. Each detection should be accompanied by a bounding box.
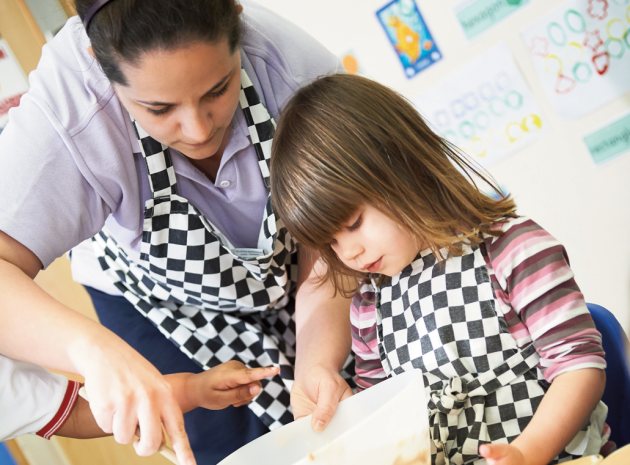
[181,109,213,143]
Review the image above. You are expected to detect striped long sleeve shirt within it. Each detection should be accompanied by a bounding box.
[351,216,605,391]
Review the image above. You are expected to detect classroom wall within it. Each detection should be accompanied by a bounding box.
[260,0,630,332]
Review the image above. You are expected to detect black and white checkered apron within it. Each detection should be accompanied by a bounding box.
[375,243,595,465]
[91,69,298,429]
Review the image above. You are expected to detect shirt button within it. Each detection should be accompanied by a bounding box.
[218,180,232,188]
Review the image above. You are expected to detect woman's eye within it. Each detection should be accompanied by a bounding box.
[209,84,229,99]
[147,106,171,116]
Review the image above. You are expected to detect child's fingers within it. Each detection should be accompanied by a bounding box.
[311,378,350,432]
[228,365,280,386]
[232,383,263,407]
[210,382,261,408]
[479,443,509,461]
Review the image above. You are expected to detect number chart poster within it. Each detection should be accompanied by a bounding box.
[522,0,630,119]
[377,0,442,78]
[415,44,544,167]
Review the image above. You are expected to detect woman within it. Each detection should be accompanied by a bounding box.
[0,1,353,463]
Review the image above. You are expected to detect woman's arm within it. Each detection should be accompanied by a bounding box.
[0,231,196,465]
[292,248,353,431]
[480,368,605,465]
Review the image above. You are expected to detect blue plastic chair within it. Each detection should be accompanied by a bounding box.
[587,303,630,447]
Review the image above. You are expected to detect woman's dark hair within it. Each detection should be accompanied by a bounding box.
[75,0,242,85]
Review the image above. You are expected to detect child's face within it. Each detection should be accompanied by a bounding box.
[330,205,419,277]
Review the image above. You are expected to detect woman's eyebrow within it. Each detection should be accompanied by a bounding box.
[136,71,233,106]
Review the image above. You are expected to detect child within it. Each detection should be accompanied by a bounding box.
[0,354,278,442]
[270,74,609,465]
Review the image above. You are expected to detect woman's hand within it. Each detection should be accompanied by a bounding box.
[173,361,280,411]
[71,335,196,465]
[291,364,352,432]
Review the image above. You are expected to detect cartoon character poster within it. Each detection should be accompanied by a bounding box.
[376,0,442,78]
[522,0,630,118]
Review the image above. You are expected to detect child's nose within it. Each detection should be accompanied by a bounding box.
[337,237,364,264]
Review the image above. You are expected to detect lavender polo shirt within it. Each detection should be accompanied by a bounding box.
[0,3,338,294]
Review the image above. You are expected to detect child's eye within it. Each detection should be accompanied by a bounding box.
[347,214,362,231]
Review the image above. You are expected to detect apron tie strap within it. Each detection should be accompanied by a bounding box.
[428,343,539,463]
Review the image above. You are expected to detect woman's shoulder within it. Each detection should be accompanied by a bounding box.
[23,16,122,135]
[239,2,340,112]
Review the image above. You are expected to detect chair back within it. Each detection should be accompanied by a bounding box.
[587,303,630,447]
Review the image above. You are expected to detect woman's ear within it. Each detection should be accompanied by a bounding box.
[86,46,95,58]
[236,3,243,14]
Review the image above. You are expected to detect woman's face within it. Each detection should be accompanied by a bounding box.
[114,39,242,161]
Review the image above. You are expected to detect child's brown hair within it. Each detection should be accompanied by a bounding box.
[271,74,516,293]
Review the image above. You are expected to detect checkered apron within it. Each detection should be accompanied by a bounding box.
[91,69,298,429]
[375,243,591,465]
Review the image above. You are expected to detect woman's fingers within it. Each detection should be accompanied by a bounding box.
[161,402,196,465]
[133,399,163,456]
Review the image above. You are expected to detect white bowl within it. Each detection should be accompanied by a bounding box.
[219,369,430,465]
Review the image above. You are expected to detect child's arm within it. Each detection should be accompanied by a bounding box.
[292,253,353,432]
[166,361,280,411]
[480,368,605,465]
[55,362,280,439]
[481,219,608,465]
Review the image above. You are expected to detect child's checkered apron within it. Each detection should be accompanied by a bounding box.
[91,69,297,429]
[375,243,603,465]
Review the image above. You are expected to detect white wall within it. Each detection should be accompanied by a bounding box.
[258,0,630,331]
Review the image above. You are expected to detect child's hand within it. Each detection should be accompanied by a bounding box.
[479,443,527,465]
[181,361,280,410]
[291,364,353,432]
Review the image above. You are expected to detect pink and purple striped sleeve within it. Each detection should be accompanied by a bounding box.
[350,284,387,391]
[484,217,605,382]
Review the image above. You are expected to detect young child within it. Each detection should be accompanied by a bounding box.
[270,74,609,465]
[0,354,278,442]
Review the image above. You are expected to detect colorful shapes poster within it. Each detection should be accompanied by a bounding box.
[456,0,531,39]
[414,44,544,167]
[376,0,442,78]
[522,0,630,119]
